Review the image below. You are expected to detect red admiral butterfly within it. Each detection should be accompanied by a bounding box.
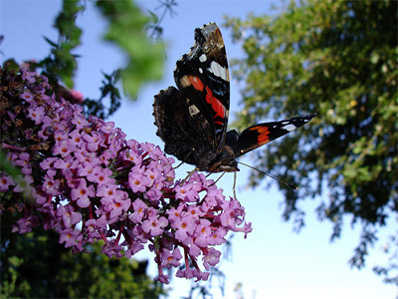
[154,23,315,173]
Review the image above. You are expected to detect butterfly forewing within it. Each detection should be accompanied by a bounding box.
[174,23,230,151]
[230,115,316,157]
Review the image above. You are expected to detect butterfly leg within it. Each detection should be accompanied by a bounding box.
[180,167,199,186]
[207,172,237,198]
[233,171,237,199]
[208,171,225,186]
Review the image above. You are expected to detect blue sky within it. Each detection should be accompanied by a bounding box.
[1,1,396,298]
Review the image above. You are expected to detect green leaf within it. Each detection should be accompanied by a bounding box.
[96,0,164,99]
[224,0,398,276]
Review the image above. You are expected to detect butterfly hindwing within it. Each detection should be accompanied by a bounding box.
[174,23,230,150]
[230,115,316,158]
[154,87,215,165]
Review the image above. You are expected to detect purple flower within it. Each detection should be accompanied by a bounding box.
[129,198,148,223]
[40,157,58,170]
[21,68,36,83]
[206,227,227,246]
[188,239,201,257]
[2,67,254,286]
[160,248,182,268]
[145,187,162,203]
[154,273,170,284]
[27,106,45,125]
[174,182,198,202]
[70,179,93,208]
[96,183,117,199]
[12,215,40,234]
[193,219,212,247]
[59,228,83,248]
[69,129,83,147]
[172,215,196,243]
[56,204,82,228]
[20,90,34,103]
[53,140,73,157]
[203,247,221,270]
[129,171,151,193]
[0,175,14,191]
[109,192,131,218]
[176,268,210,281]
[42,175,61,196]
[82,132,100,152]
[142,214,168,236]
[144,167,161,187]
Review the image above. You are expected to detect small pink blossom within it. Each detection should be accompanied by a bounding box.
[20,91,34,103]
[12,215,40,234]
[174,182,198,202]
[142,215,168,236]
[56,205,82,228]
[42,175,61,196]
[160,248,182,268]
[129,172,151,193]
[59,228,83,248]
[108,192,131,218]
[203,247,221,270]
[129,199,147,223]
[194,219,212,247]
[0,175,14,191]
[27,106,45,124]
[21,67,36,83]
[70,179,93,208]
[206,227,227,246]
[172,215,196,243]
[53,140,73,157]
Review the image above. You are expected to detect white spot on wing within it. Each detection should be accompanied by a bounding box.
[199,68,203,74]
[211,61,221,77]
[188,104,200,116]
[282,124,296,132]
[199,54,207,62]
[210,61,229,81]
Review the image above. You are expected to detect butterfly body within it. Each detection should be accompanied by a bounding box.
[154,23,314,173]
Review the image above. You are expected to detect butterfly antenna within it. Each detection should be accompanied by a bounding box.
[238,161,298,190]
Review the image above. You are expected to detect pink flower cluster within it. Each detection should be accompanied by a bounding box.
[0,66,252,283]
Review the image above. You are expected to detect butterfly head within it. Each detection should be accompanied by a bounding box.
[205,145,239,173]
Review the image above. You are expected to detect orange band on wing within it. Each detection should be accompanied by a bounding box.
[205,86,225,119]
[249,126,270,144]
[189,76,204,92]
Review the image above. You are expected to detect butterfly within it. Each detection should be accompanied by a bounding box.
[153,22,315,173]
